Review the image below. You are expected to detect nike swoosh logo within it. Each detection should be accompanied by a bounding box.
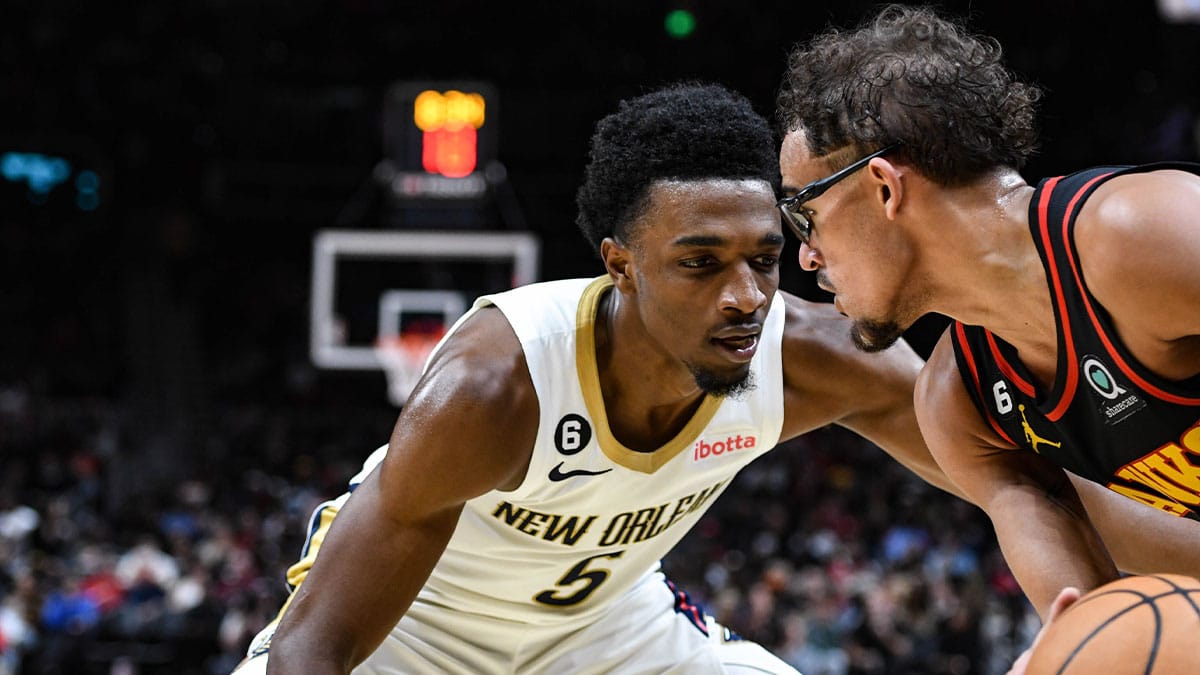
[548,462,613,482]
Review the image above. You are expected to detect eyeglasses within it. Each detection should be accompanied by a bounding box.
[777,142,902,244]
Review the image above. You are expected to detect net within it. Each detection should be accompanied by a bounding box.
[375,330,445,407]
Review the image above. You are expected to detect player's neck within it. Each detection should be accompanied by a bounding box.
[917,171,1053,339]
[594,288,708,451]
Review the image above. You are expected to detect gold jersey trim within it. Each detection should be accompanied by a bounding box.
[574,276,723,474]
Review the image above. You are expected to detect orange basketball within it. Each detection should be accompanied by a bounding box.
[1025,574,1200,674]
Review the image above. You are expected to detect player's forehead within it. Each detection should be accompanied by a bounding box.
[779,129,831,191]
[631,178,780,246]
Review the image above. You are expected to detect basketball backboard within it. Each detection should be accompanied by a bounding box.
[309,229,540,402]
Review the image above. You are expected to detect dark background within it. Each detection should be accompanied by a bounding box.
[6,0,1199,411]
[0,1,1198,671]
[5,0,1200,559]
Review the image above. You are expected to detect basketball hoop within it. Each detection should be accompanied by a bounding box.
[375,330,444,407]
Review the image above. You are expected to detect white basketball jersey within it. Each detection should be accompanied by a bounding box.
[351,275,786,626]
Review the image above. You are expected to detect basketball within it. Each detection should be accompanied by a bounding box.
[1025,574,1200,674]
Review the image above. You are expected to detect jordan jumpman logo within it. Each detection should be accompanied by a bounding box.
[1019,404,1062,454]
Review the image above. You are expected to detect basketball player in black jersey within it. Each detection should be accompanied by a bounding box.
[245,78,1200,674]
[775,3,1200,624]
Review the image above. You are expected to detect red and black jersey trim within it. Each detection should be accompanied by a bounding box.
[952,322,1017,447]
[1034,175,1084,421]
[1040,166,1200,407]
[983,331,1035,397]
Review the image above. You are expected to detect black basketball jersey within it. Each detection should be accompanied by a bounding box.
[951,162,1200,520]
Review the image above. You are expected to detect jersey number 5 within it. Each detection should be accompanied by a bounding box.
[534,551,624,607]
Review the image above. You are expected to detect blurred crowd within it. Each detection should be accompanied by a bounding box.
[661,427,1040,675]
[0,383,1044,675]
[0,386,386,675]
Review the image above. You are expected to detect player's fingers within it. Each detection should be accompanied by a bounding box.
[1032,586,1081,650]
[1046,586,1081,623]
[1006,586,1084,675]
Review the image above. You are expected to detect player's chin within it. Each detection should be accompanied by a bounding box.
[690,361,754,398]
[850,318,904,353]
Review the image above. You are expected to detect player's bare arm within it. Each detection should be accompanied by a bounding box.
[1070,476,1200,577]
[777,293,962,498]
[1075,169,1200,378]
[915,332,1119,618]
[777,296,1200,589]
[267,307,539,674]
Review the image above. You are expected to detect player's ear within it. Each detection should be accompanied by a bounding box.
[600,237,636,292]
[867,157,903,221]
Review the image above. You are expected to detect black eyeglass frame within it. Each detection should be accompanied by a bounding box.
[777,142,903,244]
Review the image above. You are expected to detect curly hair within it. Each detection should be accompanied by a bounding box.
[575,81,779,255]
[776,4,1042,185]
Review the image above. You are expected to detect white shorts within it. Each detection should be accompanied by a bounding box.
[233,571,799,674]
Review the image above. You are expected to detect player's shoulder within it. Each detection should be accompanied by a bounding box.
[1075,165,1200,326]
[390,305,539,497]
[1080,165,1200,241]
[400,305,539,488]
[774,290,926,439]
[913,328,999,447]
[777,290,852,349]
[777,290,923,391]
[420,306,537,412]
[914,329,962,409]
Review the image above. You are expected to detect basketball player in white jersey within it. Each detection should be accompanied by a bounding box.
[237,82,1200,675]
